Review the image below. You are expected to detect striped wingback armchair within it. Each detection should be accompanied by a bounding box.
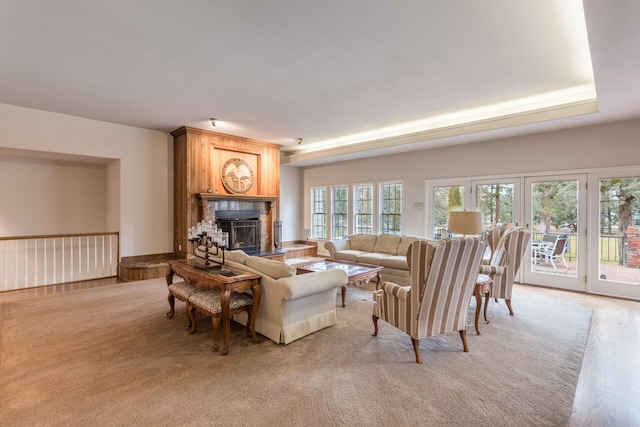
[483,227,508,264]
[479,227,531,315]
[372,238,486,364]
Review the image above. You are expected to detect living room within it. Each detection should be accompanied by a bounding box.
[1,1,640,426]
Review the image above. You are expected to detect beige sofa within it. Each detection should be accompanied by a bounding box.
[216,250,348,345]
[324,234,426,286]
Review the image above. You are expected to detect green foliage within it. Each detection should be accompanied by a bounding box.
[532,180,577,233]
[599,177,640,236]
[477,184,514,226]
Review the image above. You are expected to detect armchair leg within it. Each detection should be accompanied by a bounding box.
[372,314,379,337]
[459,330,469,352]
[505,299,514,316]
[411,338,422,364]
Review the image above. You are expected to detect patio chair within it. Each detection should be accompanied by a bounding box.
[538,237,569,269]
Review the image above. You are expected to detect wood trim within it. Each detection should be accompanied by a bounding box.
[171,126,282,150]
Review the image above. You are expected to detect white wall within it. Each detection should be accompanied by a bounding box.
[0,103,172,257]
[279,165,302,242]
[0,156,107,235]
[300,118,640,239]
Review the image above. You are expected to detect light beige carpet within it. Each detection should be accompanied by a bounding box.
[0,279,591,426]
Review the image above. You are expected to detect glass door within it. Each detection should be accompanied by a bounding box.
[471,178,521,231]
[426,180,468,240]
[588,170,640,299]
[523,174,587,291]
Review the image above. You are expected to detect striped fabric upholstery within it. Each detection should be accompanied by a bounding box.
[483,227,508,264]
[480,227,531,300]
[373,238,486,342]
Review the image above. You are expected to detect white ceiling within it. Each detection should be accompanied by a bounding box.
[1,0,640,166]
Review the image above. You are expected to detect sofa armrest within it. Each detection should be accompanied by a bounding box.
[277,269,348,300]
[324,239,350,257]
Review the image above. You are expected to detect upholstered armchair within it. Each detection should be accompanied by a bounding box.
[372,238,486,364]
[479,227,531,315]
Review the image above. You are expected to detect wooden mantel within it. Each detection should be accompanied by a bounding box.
[196,193,279,204]
[172,127,282,259]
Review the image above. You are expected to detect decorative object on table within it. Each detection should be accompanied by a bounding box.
[447,210,484,237]
[188,220,229,270]
[273,220,282,249]
[221,158,254,194]
[372,238,486,364]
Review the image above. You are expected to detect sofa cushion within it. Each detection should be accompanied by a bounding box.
[357,253,389,266]
[168,280,198,300]
[333,250,367,262]
[349,234,377,252]
[225,249,250,265]
[380,255,409,270]
[373,234,401,255]
[246,256,296,279]
[396,236,420,256]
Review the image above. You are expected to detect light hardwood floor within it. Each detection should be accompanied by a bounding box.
[515,283,640,427]
[1,276,638,425]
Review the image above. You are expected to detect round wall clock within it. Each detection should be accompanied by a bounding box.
[221,158,254,194]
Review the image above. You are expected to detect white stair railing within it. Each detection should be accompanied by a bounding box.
[0,232,119,292]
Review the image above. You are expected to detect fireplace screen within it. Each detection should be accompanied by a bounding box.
[215,210,261,254]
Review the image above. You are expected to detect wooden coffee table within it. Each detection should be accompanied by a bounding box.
[293,258,383,307]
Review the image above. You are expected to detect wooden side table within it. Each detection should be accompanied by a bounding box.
[166,260,261,355]
[473,274,493,335]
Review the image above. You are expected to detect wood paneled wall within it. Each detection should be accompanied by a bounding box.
[171,126,281,259]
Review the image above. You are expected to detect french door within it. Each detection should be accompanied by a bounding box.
[427,170,640,299]
[523,174,587,292]
[425,178,520,238]
[588,170,640,299]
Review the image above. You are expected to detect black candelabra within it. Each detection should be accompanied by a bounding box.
[188,221,229,270]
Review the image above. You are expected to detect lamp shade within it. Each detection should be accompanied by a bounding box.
[447,211,484,236]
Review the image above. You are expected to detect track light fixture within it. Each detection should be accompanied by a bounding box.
[210,117,217,127]
[297,138,303,145]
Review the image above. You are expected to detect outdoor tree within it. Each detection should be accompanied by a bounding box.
[477,184,514,226]
[600,178,640,264]
[532,181,577,233]
[448,186,462,212]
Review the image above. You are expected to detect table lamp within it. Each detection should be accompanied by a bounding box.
[447,210,484,237]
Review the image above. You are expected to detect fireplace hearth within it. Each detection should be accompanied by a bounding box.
[215,210,261,254]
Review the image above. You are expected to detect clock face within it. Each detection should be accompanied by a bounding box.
[221,158,254,194]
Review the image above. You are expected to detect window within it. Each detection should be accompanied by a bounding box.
[311,187,327,239]
[332,186,349,239]
[380,182,402,235]
[354,184,374,234]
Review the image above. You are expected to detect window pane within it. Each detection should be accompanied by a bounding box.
[476,183,514,229]
[381,183,402,235]
[311,188,326,239]
[432,185,463,240]
[598,177,640,284]
[355,185,373,234]
[332,187,349,239]
[530,180,578,277]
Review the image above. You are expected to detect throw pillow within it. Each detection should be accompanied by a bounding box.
[397,236,419,256]
[225,250,250,265]
[348,234,377,252]
[246,256,296,279]
[373,234,401,254]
